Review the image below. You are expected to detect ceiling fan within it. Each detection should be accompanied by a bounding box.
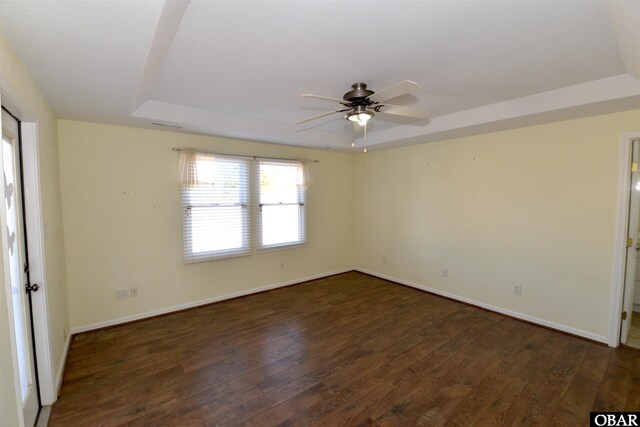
[296,80,431,126]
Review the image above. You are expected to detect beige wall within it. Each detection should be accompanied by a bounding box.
[60,110,640,341]
[354,109,640,341]
[58,120,354,329]
[1,32,69,421]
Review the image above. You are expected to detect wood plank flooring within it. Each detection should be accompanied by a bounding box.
[50,272,640,426]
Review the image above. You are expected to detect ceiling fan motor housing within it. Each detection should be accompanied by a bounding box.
[343,83,375,103]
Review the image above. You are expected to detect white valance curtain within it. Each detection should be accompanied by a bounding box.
[297,158,312,190]
[178,149,217,186]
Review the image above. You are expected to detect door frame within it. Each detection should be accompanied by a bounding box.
[0,79,56,406]
[610,132,640,347]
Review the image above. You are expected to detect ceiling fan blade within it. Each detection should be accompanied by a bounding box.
[296,110,343,124]
[370,80,421,103]
[376,104,431,120]
[301,94,350,105]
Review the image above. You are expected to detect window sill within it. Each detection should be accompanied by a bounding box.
[184,251,251,264]
[256,242,307,254]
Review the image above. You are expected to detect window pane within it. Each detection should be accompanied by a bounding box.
[3,137,30,400]
[261,205,301,246]
[189,160,248,205]
[260,163,298,204]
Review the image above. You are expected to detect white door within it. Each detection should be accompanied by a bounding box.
[2,107,39,426]
[621,139,640,344]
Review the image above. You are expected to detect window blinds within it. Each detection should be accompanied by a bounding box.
[182,155,251,263]
[180,150,309,263]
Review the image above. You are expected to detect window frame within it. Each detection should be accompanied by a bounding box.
[255,158,307,252]
[180,153,309,264]
[181,156,252,263]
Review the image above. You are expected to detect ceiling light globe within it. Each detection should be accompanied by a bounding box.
[357,113,371,126]
[346,110,373,126]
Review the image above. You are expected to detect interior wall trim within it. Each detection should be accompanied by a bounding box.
[69,268,353,334]
[56,333,71,397]
[69,267,610,344]
[356,268,609,345]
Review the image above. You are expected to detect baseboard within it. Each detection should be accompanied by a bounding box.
[356,268,609,345]
[70,268,352,334]
[634,303,640,313]
[56,333,72,396]
[69,267,608,343]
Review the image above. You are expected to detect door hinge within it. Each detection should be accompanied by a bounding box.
[632,162,638,173]
[622,311,628,320]
[628,238,633,248]
[23,263,29,273]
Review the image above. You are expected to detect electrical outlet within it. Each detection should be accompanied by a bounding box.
[130,287,138,297]
[280,261,285,270]
[442,269,448,278]
[513,285,522,295]
[115,289,129,300]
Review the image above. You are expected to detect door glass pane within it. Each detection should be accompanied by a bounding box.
[3,136,30,401]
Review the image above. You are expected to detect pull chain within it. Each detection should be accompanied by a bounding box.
[363,122,367,152]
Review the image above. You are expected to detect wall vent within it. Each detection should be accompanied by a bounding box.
[150,121,183,129]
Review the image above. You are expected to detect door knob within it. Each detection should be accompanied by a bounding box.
[26,283,39,292]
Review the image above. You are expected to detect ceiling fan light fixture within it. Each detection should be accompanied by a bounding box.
[298,80,427,128]
[346,111,373,126]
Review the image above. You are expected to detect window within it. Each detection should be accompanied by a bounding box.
[181,153,251,262]
[180,150,309,263]
[257,160,307,250]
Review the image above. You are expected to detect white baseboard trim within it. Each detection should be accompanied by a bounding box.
[634,303,640,313]
[70,268,353,334]
[56,333,72,397]
[356,268,609,345]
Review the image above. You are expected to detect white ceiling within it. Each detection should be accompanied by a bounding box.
[1,0,639,151]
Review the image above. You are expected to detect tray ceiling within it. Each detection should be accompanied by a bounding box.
[1,0,639,150]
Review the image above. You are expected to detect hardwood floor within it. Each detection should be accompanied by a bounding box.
[50,272,640,426]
